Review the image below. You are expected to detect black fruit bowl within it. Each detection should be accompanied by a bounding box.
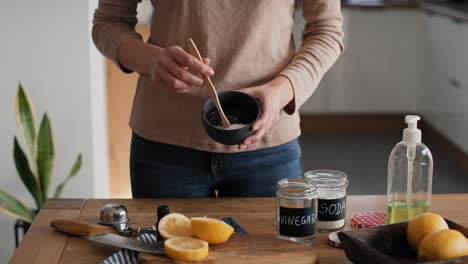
[337,218,468,264]
[201,91,261,145]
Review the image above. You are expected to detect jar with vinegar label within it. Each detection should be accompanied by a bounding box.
[276,178,318,244]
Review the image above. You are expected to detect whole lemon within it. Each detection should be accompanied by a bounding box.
[407,212,449,250]
[418,229,468,261]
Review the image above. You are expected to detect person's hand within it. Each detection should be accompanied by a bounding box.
[117,40,214,94]
[238,76,294,150]
[148,46,213,94]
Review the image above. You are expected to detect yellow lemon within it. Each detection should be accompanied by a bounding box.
[191,217,234,244]
[418,229,468,261]
[164,237,209,261]
[158,213,193,240]
[407,212,448,250]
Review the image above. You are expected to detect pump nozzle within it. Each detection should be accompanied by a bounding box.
[403,115,421,144]
[405,115,420,129]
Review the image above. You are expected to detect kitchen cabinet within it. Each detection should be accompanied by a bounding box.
[300,8,427,113]
[457,18,468,87]
[299,6,468,154]
[423,11,468,154]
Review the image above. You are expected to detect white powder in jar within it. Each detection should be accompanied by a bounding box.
[318,219,345,230]
[316,188,347,231]
[304,170,349,232]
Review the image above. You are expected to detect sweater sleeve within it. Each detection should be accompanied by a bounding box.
[92,0,143,73]
[280,0,344,114]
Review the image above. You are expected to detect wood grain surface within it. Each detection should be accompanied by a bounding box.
[10,200,85,264]
[9,195,468,264]
[139,234,318,264]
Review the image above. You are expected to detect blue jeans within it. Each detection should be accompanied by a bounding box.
[130,133,302,198]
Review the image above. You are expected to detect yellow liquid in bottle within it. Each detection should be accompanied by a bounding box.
[387,200,430,224]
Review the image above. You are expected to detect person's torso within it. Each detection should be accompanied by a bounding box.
[131,0,300,152]
[149,0,296,91]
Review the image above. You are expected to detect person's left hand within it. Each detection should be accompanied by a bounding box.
[238,76,294,150]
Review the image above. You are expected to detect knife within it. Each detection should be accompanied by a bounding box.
[50,219,165,255]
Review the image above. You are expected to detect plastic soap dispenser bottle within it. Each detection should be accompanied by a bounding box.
[387,115,433,224]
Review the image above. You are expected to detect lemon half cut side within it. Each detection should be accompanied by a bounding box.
[158,213,193,240]
[164,237,209,261]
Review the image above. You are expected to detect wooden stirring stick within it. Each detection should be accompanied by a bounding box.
[187,38,231,128]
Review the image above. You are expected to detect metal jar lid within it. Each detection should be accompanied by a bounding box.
[351,212,386,228]
[98,204,129,225]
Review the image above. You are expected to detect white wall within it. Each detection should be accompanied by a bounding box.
[0,0,108,261]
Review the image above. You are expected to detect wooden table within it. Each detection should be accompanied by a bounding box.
[10,194,468,264]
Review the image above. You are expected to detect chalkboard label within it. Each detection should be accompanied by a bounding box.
[317,198,346,221]
[279,207,317,237]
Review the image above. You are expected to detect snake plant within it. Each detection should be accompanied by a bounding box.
[0,83,82,222]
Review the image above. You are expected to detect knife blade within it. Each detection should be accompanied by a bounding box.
[50,219,165,255]
[88,233,164,254]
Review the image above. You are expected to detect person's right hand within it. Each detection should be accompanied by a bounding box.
[117,40,214,94]
[148,46,213,94]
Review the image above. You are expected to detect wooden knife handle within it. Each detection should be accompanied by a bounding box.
[50,219,110,237]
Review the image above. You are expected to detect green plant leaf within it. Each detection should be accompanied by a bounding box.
[54,153,82,198]
[16,83,37,157]
[0,189,35,222]
[36,113,54,201]
[13,137,43,209]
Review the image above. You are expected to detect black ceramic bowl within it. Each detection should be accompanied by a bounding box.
[201,91,261,145]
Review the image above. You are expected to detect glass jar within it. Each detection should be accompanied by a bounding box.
[276,178,318,244]
[304,170,349,232]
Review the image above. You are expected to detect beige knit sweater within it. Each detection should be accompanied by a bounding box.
[93,0,344,153]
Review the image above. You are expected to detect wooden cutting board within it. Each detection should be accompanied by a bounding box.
[139,234,318,264]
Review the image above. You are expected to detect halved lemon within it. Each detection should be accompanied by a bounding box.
[158,213,193,240]
[164,237,209,261]
[191,217,234,244]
